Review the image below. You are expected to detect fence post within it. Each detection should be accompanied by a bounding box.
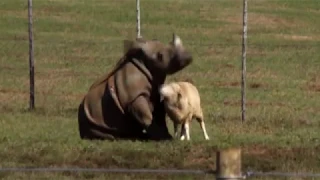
[216,148,243,180]
[28,0,35,110]
[136,0,141,38]
[241,0,248,122]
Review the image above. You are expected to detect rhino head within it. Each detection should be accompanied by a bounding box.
[124,34,193,75]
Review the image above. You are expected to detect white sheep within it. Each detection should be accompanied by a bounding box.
[159,81,209,140]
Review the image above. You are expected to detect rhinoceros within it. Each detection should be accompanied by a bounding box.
[77,34,193,141]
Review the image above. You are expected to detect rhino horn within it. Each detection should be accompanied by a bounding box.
[172,33,183,47]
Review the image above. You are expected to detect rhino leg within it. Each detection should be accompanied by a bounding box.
[151,101,172,140]
[78,99,116,141]
[128,95,172,141]
[78,100,94,139]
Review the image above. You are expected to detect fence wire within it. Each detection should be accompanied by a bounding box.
[1,37,319,48]
[1,167,320,179]
[0,167,213,175]
[246,171,320,178]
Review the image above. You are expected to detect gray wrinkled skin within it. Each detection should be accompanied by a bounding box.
[77,34,193,141]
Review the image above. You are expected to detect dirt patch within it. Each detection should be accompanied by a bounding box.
[275,34,320,41]
[212,63,236,69]
[309,84,320,92]
[67,144,319,171]
[305,83,320,92]
[37,69,84,77]
[183,145,216,170]
[61,93,85,102]
[251,12,305,29]
[0,34,28,41]
[170,77,194,84]
[247,68,279,79]
[169,71,219,82]
[222,63,235,69]
[214,81,240,88]
[0,10,26,18]
[0,88,84,100]
[303,75,320,92]
[219,12,300,29]
[249,83,261,89]
[211,80,269,89]
[0,89,28,105]
[0,65,16,70]
[218,14,242,25]
[247,48,267,56]
[249,82,269,89]
[223,100,260,107]
[223,99,286,107]
[250,13,292,28]
[242,145,320,171]
[0,88,26,95]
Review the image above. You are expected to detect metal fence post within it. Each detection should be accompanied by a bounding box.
[216,148,243,180]
[136,0,141,38]
[28,0,35,110]
[241,0,248,122]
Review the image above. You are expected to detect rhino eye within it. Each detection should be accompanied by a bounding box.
[157,52,163,61]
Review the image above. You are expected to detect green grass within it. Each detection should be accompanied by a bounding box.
[0,0,320,179]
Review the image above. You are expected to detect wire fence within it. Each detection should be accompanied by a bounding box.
[0,167,213,175]
[1,167,320,179]
[2,36,319,47]
[246,171,320,178]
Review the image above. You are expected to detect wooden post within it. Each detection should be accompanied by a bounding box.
[28,0,35,110]
[136,0,141,38]
[216,148,243,180]
[241,0,248,122]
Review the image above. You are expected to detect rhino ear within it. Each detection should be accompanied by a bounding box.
[172,33,183,47]
[136,36,147,43]
[123,39,156,59]
[123,39,147,54]
[123,40,134,54]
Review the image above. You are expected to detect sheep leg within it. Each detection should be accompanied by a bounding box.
[184,113,194,141]
[173,122,179,138]
[199,121,210,140]
[184,122,190,141]
[180,113,192,141]
[180,124,186,141]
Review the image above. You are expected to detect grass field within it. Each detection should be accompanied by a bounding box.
[0,0,320,179]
